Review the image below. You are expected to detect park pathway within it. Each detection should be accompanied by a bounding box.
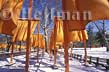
[0,50,107,72]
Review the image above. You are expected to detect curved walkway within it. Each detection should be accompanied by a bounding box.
[0,51,107,72]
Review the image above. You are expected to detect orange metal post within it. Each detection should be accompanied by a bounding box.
[62,0,70,71]
[10,42,14,64]
[53,18,57,66]
[81,31,88,65]
[54,46,57,65]
[84,40,88,65]
[25,0,32,72]
[36,22,40,63]
[63,21,69,72]
[70,43,73,60]
[49,48,52,61]
[64,42,69,72]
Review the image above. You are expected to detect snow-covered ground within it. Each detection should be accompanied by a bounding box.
[72,47,109,59]
[0,48,108,72]
[59,47,109,58]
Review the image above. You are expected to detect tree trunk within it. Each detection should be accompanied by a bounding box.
[44,28,48,53]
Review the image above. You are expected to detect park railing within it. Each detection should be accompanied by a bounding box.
[72,53,109,70]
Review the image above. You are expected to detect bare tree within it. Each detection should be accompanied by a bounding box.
[41,3,53,52]
[93,20,109,51]
[87,25,95,48]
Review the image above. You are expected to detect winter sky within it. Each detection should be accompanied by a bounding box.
[20,0,109,34]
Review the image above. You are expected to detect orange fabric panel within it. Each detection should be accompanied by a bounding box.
[49,28,63,50]
[22,20,39,41]
[32,34,45,48]
[54,17,88,44]
[21,46,26,49]
[62,0,88,30]
[31,35,34,47]
[2,44,7,48]
[49,17,86,49]
[16,45,20,49]
[49,30,54,50]
[79,30,88,41]
[21,23,28,41]
[33,35,38,47]
[62,0,76,12]
[22,46,26,49]
[0,43,7,48]
[62,0,109,31]
[12,21,22,42]
[63,20,87,31]
[11,0,24,24]
[66,30,88,43]
[41,38,45,48]
[15,21,28,41]
[62,21,80,43]
[76,0,109,20]
[54,17,81,43]
[14,20,39,42]
[0,22,3,33]
[32,35,37,47]
[54,17,64,43]
[78,31,83,41]
[62,0,109,20]
[63,24,88,43]
[0,0,3,9]
[0,0,24,35]
[38,35,45,48]
[67,31,81,42]
[0,19,17,35]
